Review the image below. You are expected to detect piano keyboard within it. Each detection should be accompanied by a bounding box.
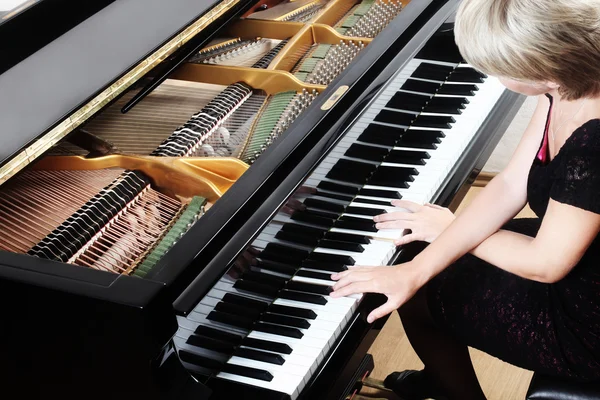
[172,43,508,398]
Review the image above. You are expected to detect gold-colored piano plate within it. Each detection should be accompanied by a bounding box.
[266,23,371,71]
[223,19,306,40]
[245,0,323,21]
[170,63,326,95]
[32,155,249,203]
[311,24,373,44]
[310,0,358,26]
[0,0,242,187]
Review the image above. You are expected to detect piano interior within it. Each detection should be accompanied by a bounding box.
[0,0,407,278]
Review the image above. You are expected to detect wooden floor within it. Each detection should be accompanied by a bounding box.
[359,186,536,400]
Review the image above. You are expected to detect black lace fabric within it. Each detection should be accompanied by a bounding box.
[425,119,600,381]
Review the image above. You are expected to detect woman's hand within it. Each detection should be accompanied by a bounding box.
[374,199,455,246]
[330,261,428,323]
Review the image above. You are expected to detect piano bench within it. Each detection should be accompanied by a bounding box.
[526,373,600,400]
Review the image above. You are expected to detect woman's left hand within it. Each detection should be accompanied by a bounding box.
[330,261,427,323]
[374,199,455,246]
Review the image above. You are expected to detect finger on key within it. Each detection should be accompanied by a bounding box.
[390,199,423,211]
[394,233,421,246]
[331,280,374,298]
[375,220,414,230]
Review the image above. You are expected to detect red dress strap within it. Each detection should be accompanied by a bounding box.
[537,94,554,164]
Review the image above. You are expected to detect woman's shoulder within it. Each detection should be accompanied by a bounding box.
[567,119,600,151]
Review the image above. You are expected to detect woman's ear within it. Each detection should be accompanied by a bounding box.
[545,81,560,90]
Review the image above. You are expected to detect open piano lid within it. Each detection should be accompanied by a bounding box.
[0,0,250,186]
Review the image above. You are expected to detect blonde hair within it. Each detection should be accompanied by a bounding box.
[454,0,600,100]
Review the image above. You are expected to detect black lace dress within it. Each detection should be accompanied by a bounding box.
[426,95,600,381]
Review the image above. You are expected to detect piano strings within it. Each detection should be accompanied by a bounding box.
[190,38,286,67]
[331,0,403,37]
[245,0,328,22]
[0,169,124,253]
[290,40,365,85]
[0,165,208,276]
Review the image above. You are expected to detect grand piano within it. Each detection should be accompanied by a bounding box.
[0,0,524,399]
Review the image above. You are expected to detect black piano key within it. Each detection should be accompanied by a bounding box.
[416,29,464,63]
[428,96,468,109]
[223,363,273,382]
[326,169,369,185]
[354,197,395,206]
[402,129,445,141]
[397,131,443,150]
[241,337,293,354]
[296,269,334,282]
[291,210,335,227]
[261,313,311,329]
[401,79,442,95]
[368,167,417,185]
[300,208,340,220]
[373,165,418,177]
[303,198,347,213]
[207,311,254,330]
[412,62,454,81]
[335,216,378,232]
[215,301,262,318]
[255,322,304,339]
[358,188,402,199]
[345,143,389,162]
[449,67,486,83]
[278,290,328,305]
[301,259,348,272]
[374,110,416,126]
[324,231,370,244]
[369,167,419,188]
[423,103,463,115]
[386,149,430,165]
[438,83,478,96]
[317,181,360,196]
[358,124,405,146]
[195,325,244,344]
[287,281,332,296]
[242,271,288,287]
[255,258,298,275]
[333,158,378,174]
[280,223,327,237]
[386,91,431,112]
[269,303,318,319]
[234,348,285,366]
[234,280,279,298]
[260,243,310,264]
[179,350,224,371]
[314,189,354,202]
[318,239,364,252]
[345,206,382,217]
[307,252,355,265]
[276,230,320,247]
[222,293,269,312]
[187,334,236,354]
[412,114,455,129]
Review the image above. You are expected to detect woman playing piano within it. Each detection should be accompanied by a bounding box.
[331,0,600,398]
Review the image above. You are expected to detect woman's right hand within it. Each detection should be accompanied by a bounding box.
[373,199,455,246]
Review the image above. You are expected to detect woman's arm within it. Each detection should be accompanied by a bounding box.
[469,199,600,283]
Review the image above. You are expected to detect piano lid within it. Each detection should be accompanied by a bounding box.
[0,0,248,186]
[0,0,38,23]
